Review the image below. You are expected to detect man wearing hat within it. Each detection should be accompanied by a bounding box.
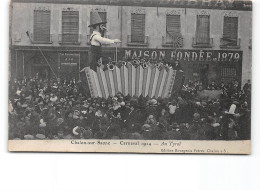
[145,99,158,120]
[88,11,121,72]
[124,105,141,133]
[188,113,202,140]
[172,61,183,72]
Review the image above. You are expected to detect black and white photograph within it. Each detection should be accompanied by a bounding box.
[8,0,252,153]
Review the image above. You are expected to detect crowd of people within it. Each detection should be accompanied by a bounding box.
[8,74,251,140]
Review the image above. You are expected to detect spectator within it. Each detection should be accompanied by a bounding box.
[8,72,251,140]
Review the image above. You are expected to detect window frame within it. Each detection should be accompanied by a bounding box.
[61,10,80,44]
[33,9,52,44]
[195,15,211,45]
[130,13,146,43]
[220,16,240,48]
[165,14,181,44]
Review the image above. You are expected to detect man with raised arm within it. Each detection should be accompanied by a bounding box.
[88,11,121,72]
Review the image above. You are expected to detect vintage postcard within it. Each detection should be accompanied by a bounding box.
[8,0,252,154]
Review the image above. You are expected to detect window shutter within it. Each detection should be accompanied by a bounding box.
[131,14,145,43]
[62,11,79,42]
[166,15,181,43]
[196,15,210,44]
[33,10,51,42]
[223,17,238,45]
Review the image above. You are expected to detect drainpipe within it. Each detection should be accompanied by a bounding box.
[120,6,123,48]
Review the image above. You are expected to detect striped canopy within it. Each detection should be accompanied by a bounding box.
[83,63,180,99]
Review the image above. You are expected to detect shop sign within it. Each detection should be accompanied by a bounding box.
[120,48,242,64]
[60,53,80,66]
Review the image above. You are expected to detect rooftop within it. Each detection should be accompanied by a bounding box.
[12,0,252,11]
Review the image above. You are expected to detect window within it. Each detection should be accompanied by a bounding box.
[90,11,107,35]
[220,67,237,83]
[166,15,181,43]
[222,16,238,46]
[61,11,79,43]
[33,10,51,42]
[131,14,145,43]
[195,15,210,45]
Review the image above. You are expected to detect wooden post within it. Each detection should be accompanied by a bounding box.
[115,46,118,63]
[22,52,25,77]
[78,53,81,80]
[58,53,60,79]
[15,50,18,78]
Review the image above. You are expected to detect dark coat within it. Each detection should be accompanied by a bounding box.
[124,109,142,132]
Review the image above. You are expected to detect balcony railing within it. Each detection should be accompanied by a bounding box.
[127,35,149,46]
[162,36,183,48]
[31,33,53,44]
[220,38,241,49]
[58,34,81,45]
[192,37,213,48]
[86,34,111,46]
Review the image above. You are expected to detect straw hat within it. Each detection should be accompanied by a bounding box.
[148,99,157,105]
[211,123,220,128]
[36,134,46,139]
[50,95,58,102]
[95,110,103,117]
[16,90,21,96]
[169,105,177,114]
[24,134,34,140]
[88,11,107,27]
[72,126,80,136]
[39,119,47,128]
[225,104,237,115]
[142,124,151,131]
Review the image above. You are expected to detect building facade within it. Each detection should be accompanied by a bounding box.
[10,0,252,85]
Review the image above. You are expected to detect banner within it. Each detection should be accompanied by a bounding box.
[120,48,243,65]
